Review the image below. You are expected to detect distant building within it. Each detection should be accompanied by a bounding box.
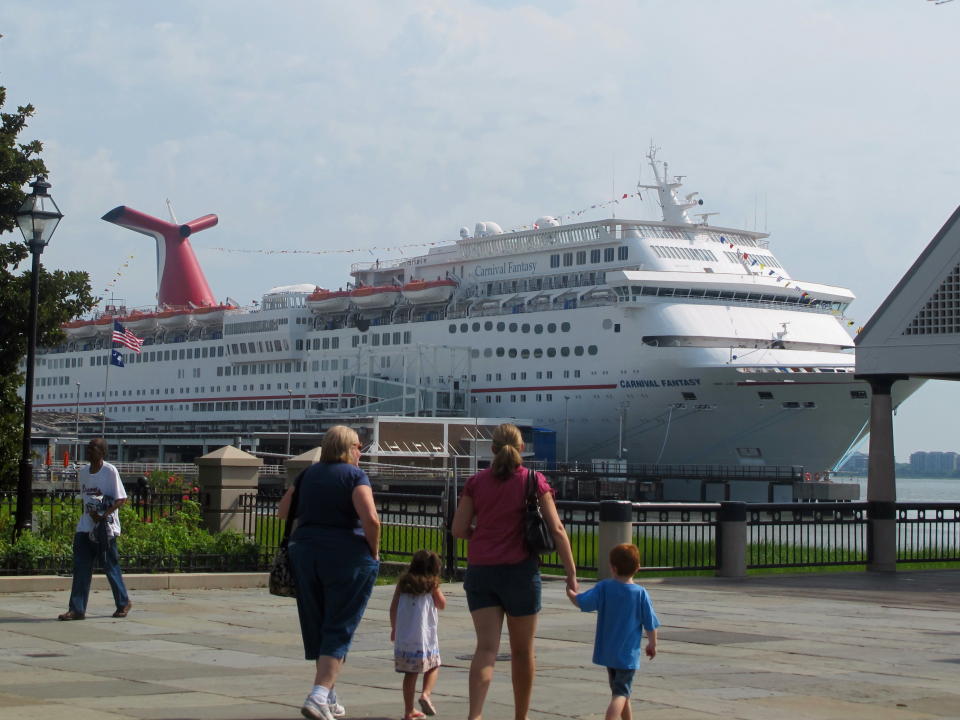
[909,450,958,475]
[839,452,868,474]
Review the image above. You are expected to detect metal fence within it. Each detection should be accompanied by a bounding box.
[1,489,198,527]
[634,504,718,572]
[746,503,868,569]
[896,503,960,563]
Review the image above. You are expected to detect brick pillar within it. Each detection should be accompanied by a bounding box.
[284,447,323,489]
[195,446,262,534]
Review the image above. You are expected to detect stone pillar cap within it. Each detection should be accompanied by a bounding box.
[195,445,263,467]
[287,447,323,465]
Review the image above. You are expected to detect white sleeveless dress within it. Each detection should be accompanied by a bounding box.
[394,592,441,673]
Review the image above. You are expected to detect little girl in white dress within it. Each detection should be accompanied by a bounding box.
[390,550,446,720]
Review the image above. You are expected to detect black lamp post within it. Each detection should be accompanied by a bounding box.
[14,175,63,538]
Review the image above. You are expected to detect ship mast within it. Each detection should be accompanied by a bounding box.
[638,144,706,226]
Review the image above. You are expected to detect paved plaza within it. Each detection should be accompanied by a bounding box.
[1,570,959,720]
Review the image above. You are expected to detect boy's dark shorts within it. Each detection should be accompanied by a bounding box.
[607,667,635,697]
[464,557,541,616]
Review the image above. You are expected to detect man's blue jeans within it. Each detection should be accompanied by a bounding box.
[68,530,130,614]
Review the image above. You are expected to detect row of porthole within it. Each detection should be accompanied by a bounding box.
[471,345,599,359]
[450,320,572,335]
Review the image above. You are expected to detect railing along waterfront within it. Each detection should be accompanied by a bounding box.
[746,502,867,568]
[377,492,448,563]
[1,489,198,528]
[633,503,718,572]
[896,503,960,563]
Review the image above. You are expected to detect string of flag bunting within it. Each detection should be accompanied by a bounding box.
[99,254,136,303]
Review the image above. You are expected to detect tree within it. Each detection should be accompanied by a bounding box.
[0,86,96,488]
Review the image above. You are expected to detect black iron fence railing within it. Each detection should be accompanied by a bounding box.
[746,502,868,569]
[1,489,198,527]
[634,503,718,572]
[896,503,960,563]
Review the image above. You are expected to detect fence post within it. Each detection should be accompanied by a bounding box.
[443,474,458,580]
[716,501,747,578]
[195,446,262,534]
[598,500,633,580]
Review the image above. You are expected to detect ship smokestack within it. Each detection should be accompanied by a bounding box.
[101,206,218,308]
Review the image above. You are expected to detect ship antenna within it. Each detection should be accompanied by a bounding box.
[166,198,179,224]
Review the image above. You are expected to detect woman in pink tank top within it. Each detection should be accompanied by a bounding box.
[452,423,578,720]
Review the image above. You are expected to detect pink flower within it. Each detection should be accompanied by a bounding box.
[182,494,190,501]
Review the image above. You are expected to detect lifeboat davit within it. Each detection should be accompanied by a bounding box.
[307,288,352,314]
[350,285,402,309]
[402,278,456,305]
[191,303,236,326]
[156,308,193,329]
[121,311,158,334]
[63,319,98,338]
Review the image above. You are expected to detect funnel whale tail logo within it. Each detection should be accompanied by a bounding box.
[101,206,218,308]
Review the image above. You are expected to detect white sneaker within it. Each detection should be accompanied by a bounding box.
[330,700,346,717]
[301,696,335,720]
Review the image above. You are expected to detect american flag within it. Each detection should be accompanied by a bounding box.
[112,321,143,353]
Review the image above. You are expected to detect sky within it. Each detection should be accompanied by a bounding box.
[2,0,958,461]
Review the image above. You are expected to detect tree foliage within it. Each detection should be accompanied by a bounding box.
[0,86,97,488]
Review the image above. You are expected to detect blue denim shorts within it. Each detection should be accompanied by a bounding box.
[607,667,635,697]
[464,556,541,616]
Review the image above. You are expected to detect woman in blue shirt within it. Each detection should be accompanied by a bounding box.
[279,425,381,720]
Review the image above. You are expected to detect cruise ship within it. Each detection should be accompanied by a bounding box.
[30,149,922,470]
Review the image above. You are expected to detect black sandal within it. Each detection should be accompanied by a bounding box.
[58,610,85,621]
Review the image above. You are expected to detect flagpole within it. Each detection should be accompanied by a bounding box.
[102,344,111,436]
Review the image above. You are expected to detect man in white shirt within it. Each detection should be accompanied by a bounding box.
[58,438,132,620]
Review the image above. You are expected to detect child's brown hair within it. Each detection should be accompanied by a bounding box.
[396,549,442,595]
[609,543,640,576]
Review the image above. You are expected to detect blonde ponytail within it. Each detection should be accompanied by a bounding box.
[490,423,524,479]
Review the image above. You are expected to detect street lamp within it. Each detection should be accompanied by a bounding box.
[286,388,293,456]
[74,381,81,466]
[14,175,63,538]
[563,395,571,466]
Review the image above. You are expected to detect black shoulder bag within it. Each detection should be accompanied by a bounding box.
[268,472,303,597]
[523,467,556,556]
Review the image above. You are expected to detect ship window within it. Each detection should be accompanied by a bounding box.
[758,391,774,399]
[561,347,570,357]
[372,335,380,346]
[534,324,543,334]
[472,322,481,332]
[471,349,480,359]
[590,249,601,263]
[484,321,493,331]
[508,348,518,358]
[547,347,556,357]
[850,390,867,399]
[352,336,360,347]
[587,345,598,355]
[563,252,573,267]
[576,251,586,264]
[561,322,571,332]
[496,347,505,357]
[449,324,456,333]
[460,323,468,333]
[604,248,615,262]
[521,349,530,359]
[484,348,493,357]
[521,323,530,333]
[550,254,560,268]
[803,402,817,408]
[618,246,628,260]
[682,392,696,400]
[574,346,585,356]
[382,333,390,346]
[509,323,518,332]
[497,322,505,331]
[403,332,411,343]
[782,401,800,409]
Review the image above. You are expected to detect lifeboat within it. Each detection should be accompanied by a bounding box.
[121,311,158,334]
[92,315,116,336]
[191,303,237,326]
[349,285,402,309]
[63,319,98,338]
[156,308,193,329]
[307,288,352,314]
[402,278,457,305]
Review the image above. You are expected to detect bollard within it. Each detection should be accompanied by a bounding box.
[717,502,747,578]
[598,500,633,580]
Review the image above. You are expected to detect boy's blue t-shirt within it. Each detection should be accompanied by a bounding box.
[577,579,660,669]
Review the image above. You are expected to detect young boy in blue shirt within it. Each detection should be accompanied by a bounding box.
[567,543,659,720]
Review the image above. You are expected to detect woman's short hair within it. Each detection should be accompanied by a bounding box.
[609,543,640,576]
[490,423,524,479]
[321,425,360,463]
